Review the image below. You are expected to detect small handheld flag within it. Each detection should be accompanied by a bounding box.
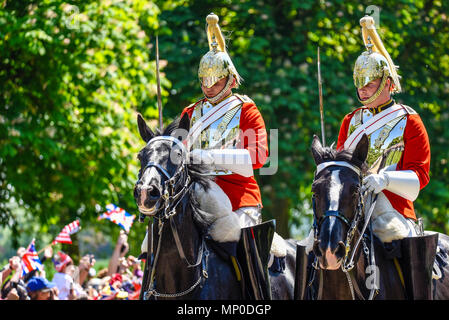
[52,220,81,245]
[21,239,43,277]
[98,204,135,233]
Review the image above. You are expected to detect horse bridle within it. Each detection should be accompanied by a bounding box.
[311,161,367,270]
[139,136,209,300]
[312,161,363,243]
[311,160,378,300]
[138,136,191,219]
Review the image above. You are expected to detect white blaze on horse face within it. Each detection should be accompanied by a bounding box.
[144,166,159,185]
[139,166,159,208]
[328,170,342,212]
[322,170,343,270]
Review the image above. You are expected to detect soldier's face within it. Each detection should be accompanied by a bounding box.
[201,77,228,98]
[357,78,391,104]
[357,78,382,101]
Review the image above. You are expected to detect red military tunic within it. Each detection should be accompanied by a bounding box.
[181,95,269,211]
[337,102,431,220]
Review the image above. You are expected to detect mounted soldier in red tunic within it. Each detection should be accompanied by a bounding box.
[336,16,437,299]
[137,13,293,300]
[179,13,291,300]
[181,13,268,228]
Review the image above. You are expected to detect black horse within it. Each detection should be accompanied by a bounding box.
[134,113,296,299]
[305,134,449,300]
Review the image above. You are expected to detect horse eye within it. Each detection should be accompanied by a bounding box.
[351,185,360,195]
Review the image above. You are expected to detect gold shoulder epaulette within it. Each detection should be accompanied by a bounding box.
[234,93,254,104]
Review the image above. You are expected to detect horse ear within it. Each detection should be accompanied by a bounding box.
[352,134,369,163]
[178,112,190,133]
[172,112,190,142]
[311,134,324,165]
[137,113,154,143]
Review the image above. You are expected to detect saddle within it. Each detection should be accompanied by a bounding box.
[378,232,439,299]
[205,220,276,300]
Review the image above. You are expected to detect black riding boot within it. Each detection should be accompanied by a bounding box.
[294,244,309,300]
[399,233,438,300]
[237,220,275,300]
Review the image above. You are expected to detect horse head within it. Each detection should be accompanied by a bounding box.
[310,134,368,270]
[134,113,190,217]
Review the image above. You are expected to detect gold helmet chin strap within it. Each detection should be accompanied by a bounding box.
[204,75,235,104]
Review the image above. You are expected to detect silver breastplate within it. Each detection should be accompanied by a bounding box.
[189,97,243,176]
[190,98,243,151]
[348,105,407,174]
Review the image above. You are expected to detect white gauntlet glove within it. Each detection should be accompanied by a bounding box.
[362,170,420,201]
[189,148,254,177]
[362,173,389,194]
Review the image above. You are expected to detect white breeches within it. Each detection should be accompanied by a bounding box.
[370,192,418,243]
[234,206,262,228]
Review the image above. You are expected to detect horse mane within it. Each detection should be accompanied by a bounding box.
[159,116,180,136]
[189,182,241,243]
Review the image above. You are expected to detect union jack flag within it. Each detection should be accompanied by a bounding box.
[21,239,43,276]
[52,220,81,245]
[98,204,135,233]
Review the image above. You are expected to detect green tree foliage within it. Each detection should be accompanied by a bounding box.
[1,0,448,260]
[0,0,160,253]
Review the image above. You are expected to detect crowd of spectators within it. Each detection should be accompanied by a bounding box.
[0,230,143,300]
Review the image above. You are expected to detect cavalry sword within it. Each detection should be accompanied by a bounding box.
[156,35,163,132]
[317,47,326,147]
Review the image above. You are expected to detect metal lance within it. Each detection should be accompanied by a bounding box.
[156,35,163,132]
[317,47,326,147]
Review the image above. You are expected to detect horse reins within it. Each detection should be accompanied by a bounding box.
[139,136,209,300]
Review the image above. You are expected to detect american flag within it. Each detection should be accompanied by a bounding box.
[52,220,81,245]
[98,204,135,233]
[21,239,43,276]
